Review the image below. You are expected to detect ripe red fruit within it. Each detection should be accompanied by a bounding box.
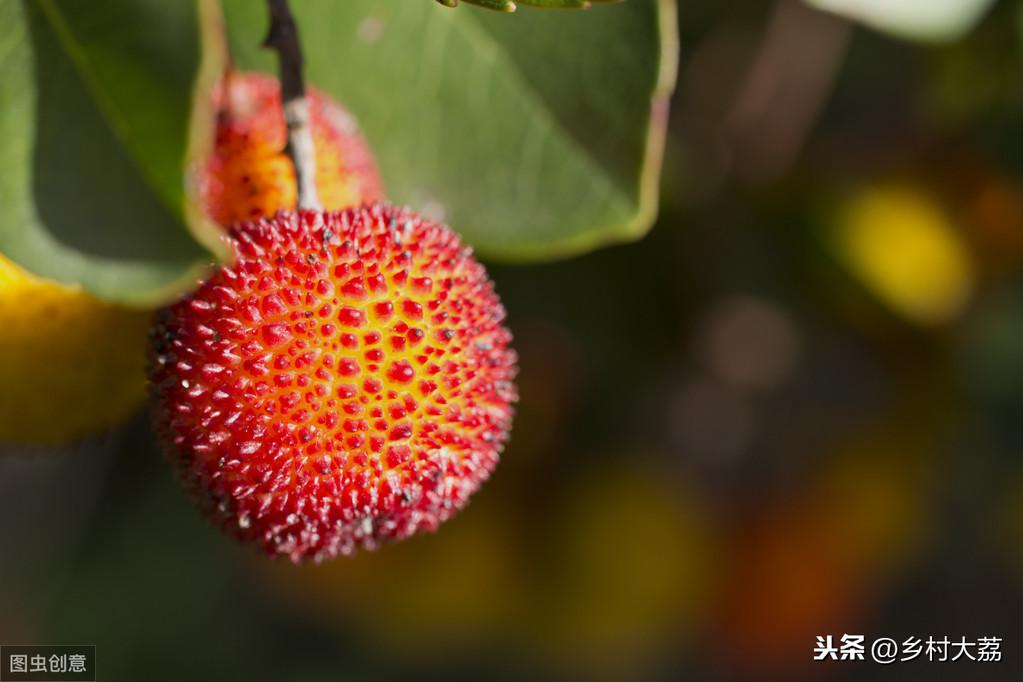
[149,205,517,561]
[200,71,383,226]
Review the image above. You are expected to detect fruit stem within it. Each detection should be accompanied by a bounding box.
[263,0,322,211]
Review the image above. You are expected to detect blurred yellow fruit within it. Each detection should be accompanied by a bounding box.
[817,429,931,574]
[255,460,715,674]
[834,184,974,325]
[257,489,524,655]
[532,466,714,673]
[0,253,150,445]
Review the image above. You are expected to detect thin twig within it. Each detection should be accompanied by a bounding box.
[263,0,321,211]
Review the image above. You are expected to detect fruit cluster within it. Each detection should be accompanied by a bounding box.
[150,73,517,560]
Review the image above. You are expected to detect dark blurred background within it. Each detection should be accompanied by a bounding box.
[3,0,1023,680]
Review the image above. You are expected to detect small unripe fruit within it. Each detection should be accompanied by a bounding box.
[200,71,383,226]
[149,205,517,561]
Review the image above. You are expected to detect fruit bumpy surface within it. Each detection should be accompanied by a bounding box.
[0,254,149,445]
[149,205,517,561]
[201,71,383,226]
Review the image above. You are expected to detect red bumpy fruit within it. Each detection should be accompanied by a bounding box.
[149,205,517,561]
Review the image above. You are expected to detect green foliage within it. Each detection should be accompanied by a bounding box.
[0,0,219,306]
[0,0,675,303]
[222,0,677,261]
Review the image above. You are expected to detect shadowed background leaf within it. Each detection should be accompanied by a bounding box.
[0,0,220,305]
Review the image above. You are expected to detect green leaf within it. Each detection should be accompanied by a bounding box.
[221,0,677,261]
[0,0,220,306]
[805,0,996,42]
[435,0,517,11]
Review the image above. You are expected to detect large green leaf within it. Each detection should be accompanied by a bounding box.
[0,0,219,306]
[221,0,677,261]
